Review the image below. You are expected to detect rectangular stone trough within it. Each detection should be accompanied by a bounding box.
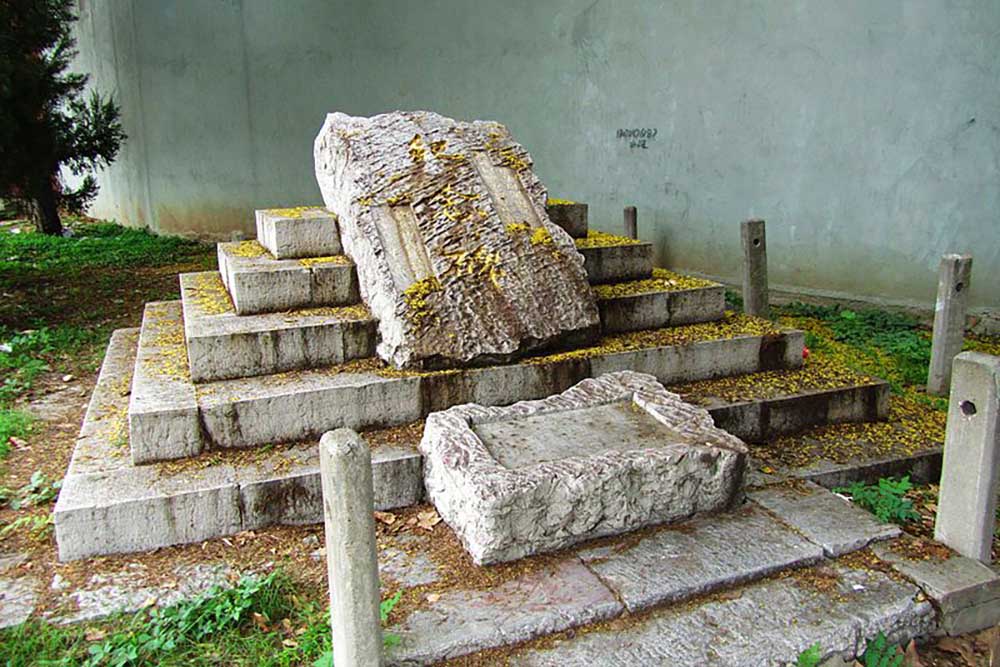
[217,242,359,315]
[420,371,749,564]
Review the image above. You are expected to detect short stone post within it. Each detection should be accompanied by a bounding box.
[934,352,1000,563]
[927,254,973,396]
[320,429,384,666]
[740,219,769,319]
[623,206,637,240]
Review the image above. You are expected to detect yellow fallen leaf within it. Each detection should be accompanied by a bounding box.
[374,511,397,525]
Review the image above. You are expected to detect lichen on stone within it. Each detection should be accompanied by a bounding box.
[403,276,443,326]
[266,206,327,219]
[593,269,718,299]
[226,240,269,259]
[575,230,643,249]
[546,198,576,206]
[297,255,351,268]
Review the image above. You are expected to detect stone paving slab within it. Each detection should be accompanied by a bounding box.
[872,540,1000,635]
[217,242,359,315]
[750,481,900,557]
[577,503,824,612]
[387,558,623,666]
[180,272,376,382]
[510,561,934,666]
[255,207,341,259]
[578,242,654,284]
[597,284,725,333]
[129,303,202,463]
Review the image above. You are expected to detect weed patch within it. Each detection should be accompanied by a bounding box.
[835,476,920,525]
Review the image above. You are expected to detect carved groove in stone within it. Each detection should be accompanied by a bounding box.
[314,110,599,368]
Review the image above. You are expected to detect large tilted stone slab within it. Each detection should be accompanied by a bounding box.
[510,561,934,666]
[314,110,599,368]
[577,502,823,612]
[129,302,203,464]
[750,481,900,557]
[420,371,748,564]
[217,242,359,315]
[255,207,342,259]
[180,272,376,382]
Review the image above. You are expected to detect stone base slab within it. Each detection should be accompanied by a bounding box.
[579,242,654,283]
[180,272,376,382]
[255,207,341,259]
[545,202,588,238]
[597,284,726,333]
[420,371,749,564]
[217,242,359,315]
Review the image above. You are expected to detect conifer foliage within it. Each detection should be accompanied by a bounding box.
[0,0,125,235]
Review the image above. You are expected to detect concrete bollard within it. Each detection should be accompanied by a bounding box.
[623,206,638,240]
[934,352,1000,563]
[927,254,973,396]
[320,429,384,666]
[740,219,769,319]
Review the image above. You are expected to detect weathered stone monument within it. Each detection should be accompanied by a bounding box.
[420,371,747,564]
[314,110,599,369]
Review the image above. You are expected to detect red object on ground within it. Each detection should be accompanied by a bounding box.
[802,346,811,360]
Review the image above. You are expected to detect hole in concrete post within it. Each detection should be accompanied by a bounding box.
[955,282,965,293]
[753,238,761,247]
[960,400,977,416]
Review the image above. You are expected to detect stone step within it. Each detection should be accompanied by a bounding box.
[55,329,423,561]
[576,231,654,283]
[502,557,932,666]
[132,309,803,462]
[380,484,925,665]
[255,207,341,259]
[545,200,588,238]
[180,272,376,382]
[594,269,725,333]
[217,241,359,315]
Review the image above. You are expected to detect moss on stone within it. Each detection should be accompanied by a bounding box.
[546,198,576,206]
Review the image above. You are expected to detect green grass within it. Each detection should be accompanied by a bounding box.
[0,222,208,281]
[0,410,32,457]
[0,570,407,666]
[0,222,214,460]
[779,302,932,391]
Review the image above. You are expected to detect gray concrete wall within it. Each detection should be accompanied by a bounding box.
[74,0,1000,309]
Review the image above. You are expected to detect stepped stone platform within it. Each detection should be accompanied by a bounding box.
[376,481,960,665]
[420,372,748,564]
[58,326,907,560]
[217,241,359,315]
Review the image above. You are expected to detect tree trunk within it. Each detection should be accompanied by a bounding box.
[32,181,63,236]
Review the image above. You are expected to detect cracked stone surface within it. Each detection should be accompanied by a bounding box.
[750,481,900,557]
[387,558,622,666]
[0,573,39,629]
[577,502,824,612]
[510,561,934,666]
[420,371,748,564]
[314,110,599,368]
